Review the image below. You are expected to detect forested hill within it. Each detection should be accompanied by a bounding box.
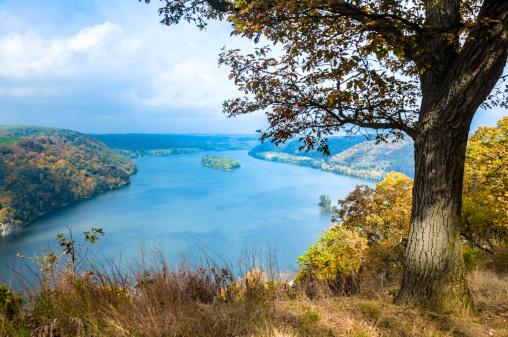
[248,136,366,159]
[92,134,259,157]
[249,137,414,180]
[0,126,137,236]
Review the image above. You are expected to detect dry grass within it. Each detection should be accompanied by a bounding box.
[1,247,508,337]
[467,269,508,314]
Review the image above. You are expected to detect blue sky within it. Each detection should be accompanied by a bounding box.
[0,0,505,134]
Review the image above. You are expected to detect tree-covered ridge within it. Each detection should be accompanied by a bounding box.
[0,126,137,235]
[113,148,202,158]
[0,126,137,173]
[325,138,414,179]
[201,156,241,171]
[249,136,366,159]
[93,134,259,153]
[250,137,414,181]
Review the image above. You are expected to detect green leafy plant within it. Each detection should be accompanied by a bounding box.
[297,226,367,283]
[0,285,25,321]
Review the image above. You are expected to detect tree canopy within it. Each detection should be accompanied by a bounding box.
[143,0,508,315]
[143,0,506,151]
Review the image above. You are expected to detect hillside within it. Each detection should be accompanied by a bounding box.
[249,136,366,159]
[92,134,259,157]
[0,126,137,236]
[323,138,414,179]
[249,137,415,180]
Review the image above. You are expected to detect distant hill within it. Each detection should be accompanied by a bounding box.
[249,136,366,159]
[0,126,137,236]
[249,137,415,180]
[324,138,414,178]
[92,134,260,157]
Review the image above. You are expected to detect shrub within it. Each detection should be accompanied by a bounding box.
[296,226,367,295]
[0,285,25,321]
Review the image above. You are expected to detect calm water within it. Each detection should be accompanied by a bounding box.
[0,151,373,282]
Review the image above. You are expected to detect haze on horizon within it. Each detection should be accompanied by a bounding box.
[0,0,505,135]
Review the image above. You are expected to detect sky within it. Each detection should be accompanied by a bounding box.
[0,0,505,135]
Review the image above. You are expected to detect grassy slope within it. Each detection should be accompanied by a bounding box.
[1,253,506,337]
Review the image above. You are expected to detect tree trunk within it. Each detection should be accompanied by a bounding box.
[394,1,508,316]
[394,112,475,316]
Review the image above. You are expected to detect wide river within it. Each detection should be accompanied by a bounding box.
[0,151,373,283]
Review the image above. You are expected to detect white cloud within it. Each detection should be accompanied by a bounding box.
[0,22,133,80]
[0,18,240,108]
[0,86,60,97]
[0,1,266,133]
[67,22,122,53]
[134,59,236,108]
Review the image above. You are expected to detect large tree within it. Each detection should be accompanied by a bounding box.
[142,0,508,315]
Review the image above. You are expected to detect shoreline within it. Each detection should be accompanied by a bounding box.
[0,179,133,237]
[249,151,384,181]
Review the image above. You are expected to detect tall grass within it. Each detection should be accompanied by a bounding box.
[1,238,507,336]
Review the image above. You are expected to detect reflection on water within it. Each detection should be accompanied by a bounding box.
[0,151,373,283]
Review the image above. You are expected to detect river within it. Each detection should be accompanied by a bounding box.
[0,151,373,283]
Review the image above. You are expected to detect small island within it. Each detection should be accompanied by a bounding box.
[201,156,241,171]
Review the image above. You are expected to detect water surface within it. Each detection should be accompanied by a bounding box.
[0,151,373,281]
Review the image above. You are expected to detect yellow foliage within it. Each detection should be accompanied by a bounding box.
[334,171,412,246]
[299,118,508,282]
[463,116,508,249]
[297,226,367,281]
[219,268,271,302]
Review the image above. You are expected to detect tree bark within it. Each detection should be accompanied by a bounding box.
[395,1,508,315]
[394,109,475,315]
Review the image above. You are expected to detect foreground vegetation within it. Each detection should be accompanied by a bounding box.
[201,156,241,171]
[0,126,137,235]
[0,234,506,337]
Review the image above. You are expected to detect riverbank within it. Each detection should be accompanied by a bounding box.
[113,148,201,158]
[248,137,414,181]
[250,151,386,181]
[0,177,134,237]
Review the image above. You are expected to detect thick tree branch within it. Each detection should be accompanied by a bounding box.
[420,0,508,125]
[205,0,235,12]
[302,100,416,138]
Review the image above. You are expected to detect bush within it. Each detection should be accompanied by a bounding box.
[296,226,367,295]
[0,285,25,321]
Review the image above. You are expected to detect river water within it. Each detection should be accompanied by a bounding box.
[0,151,373,283]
